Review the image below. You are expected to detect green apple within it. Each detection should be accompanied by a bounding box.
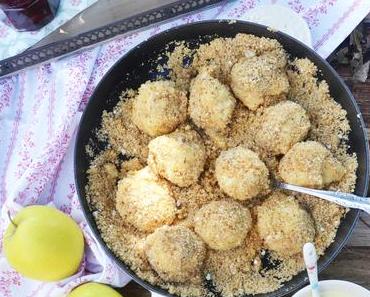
[3,205,84,281]
[68,282,123,297]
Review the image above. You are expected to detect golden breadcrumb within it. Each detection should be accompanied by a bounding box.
[192,33,287,84]
[287,58,350,150]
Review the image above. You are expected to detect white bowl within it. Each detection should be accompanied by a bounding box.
[242,4,312,47]
[293,280,370,297]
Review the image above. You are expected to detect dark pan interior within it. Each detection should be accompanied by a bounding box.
[74,20,370,297]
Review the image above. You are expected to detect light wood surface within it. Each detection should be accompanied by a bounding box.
[321,213,370,288]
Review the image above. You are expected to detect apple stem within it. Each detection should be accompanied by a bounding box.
[7,211,17,228]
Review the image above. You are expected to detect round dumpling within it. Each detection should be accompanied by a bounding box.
[189,71,236,139]
[279,141,345,188]
[230,54,289,110]
[215,146,270,201]
[256,192,315,257]
[132,80,187,137]
[148,129,206,187]
[144,225,206,282]
[116,167,176,232]
[194,200,252,250]
[255,101,311,155]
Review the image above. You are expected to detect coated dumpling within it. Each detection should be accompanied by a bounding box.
[255,101,311,155]
[189,71,236,142]
[230,53,289,110]
[194,200,252,250]
[144,225,206,283]
[256,192,316,257]
[132,80,187,137]
[279,141,345,188]
[215,146,270,201]
[116,167,176,232]
[148,129,206,187]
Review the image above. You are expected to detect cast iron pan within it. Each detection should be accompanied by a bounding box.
[74,20,370,297]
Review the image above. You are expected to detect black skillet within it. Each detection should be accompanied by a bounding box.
[74,20,370,297]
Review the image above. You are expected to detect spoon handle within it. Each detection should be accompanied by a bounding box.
[303,243,320,297]
[277,182,370,214]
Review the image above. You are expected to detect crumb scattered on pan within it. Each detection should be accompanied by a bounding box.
[86,33,357,297]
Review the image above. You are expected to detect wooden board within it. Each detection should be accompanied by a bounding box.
[335,56,370,282]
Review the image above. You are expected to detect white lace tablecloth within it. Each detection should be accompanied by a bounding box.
[1,1,370,296]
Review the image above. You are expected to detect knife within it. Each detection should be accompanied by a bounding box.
[0,0,224,78]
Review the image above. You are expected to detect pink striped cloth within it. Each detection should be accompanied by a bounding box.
[1,1,370,296]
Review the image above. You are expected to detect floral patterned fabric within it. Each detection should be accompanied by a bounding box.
[1,1,370,296]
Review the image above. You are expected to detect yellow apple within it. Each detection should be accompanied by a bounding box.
[3,205,84,281]
[68,282,123,297]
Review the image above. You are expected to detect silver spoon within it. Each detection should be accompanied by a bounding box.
[276,181,370,214]
[303,242,320,297]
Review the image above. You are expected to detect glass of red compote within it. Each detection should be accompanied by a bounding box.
[0,0,60,31]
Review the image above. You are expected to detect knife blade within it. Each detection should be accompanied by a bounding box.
[29,0,182,49]
[0,0,224,78]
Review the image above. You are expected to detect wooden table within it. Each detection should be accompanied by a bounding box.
[320,63,370,289]
[117,20,370,297]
